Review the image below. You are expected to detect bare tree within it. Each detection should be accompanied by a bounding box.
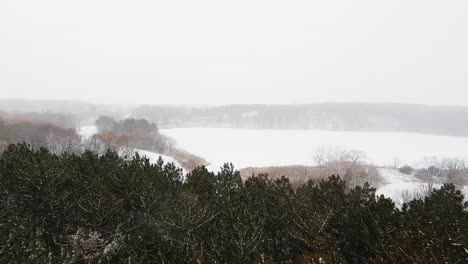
[313,146,370,188]
[46,130,83,155]
[391,157,401,169]
[348,149,366,165]
[295,165,311,185]
[418,156,444,195]
[165,136,177,155]
[398,187,426,207]
[314,146,366,166]
[443,158,465,184]
[82,135,112,155]
[118,145,136,159]
[313,147,328,168]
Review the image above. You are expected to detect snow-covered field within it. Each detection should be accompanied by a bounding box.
[162,128,468,171]
[162,128,468,206]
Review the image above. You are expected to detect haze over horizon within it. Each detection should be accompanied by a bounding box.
[1,0,467,106]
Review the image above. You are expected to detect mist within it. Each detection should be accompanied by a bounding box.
[1,0,468,105]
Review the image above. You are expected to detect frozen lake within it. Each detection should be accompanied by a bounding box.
[161,128,468,171]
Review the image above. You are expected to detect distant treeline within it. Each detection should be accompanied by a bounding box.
[132,103,468,136]
[1,144,467,263]
[2,100,468,136]
[0,117,80,153]
[0,110,78,129]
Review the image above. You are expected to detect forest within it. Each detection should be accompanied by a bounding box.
[3,100,468,137]
[0,144,467,263]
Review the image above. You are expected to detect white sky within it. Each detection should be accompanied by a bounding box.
[0,0,467,105]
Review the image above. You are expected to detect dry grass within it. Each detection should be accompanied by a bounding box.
[240,162,385,189]
[240,165,328,184]
[171,148,209,171]
[0,139,8,153]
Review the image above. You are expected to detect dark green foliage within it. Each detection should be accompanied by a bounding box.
[0,144,183,263]
[393,185,468,263]
[399,165,414,175]
[94,116,116,133]
[95,116,158,136]
[1,144,467,263]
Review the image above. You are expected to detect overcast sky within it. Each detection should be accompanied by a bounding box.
[1,0,467,106]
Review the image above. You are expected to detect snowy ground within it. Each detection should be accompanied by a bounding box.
[377,168,420,187]
[135,149,186,174]
[376,168,425,207]
[162,128,468,171]
[76,125,98,139]
[376,168,468,207]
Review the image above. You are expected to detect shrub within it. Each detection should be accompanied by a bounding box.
[1,144,466,263]
[399,165,414,175]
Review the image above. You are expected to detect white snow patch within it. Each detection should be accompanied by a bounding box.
[377,168,419,186]
[376,181,468,208]
[135,149,186,174]
[376,168,468,208]
[76,125,98,139]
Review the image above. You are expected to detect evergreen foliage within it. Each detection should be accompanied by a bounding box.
[399,165,414,175]
[1,144,467,263]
